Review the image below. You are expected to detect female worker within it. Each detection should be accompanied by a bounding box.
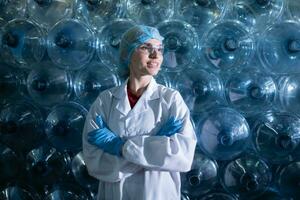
[82,25,197,200]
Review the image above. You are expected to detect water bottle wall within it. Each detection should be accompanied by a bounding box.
[0,0,300,199]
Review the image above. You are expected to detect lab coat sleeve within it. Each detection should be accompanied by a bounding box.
[82,93,141,183]
[122,91,197,172]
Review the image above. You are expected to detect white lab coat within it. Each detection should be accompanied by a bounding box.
[82,78,197,200]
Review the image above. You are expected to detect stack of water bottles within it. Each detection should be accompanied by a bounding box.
[1,0,300,199]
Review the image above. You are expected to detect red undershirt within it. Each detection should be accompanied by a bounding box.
[127,85,141,108]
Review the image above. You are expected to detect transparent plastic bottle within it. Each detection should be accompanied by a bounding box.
[0,183,41,200]
[74,0,126,31]
[181,149,218,198]
[126,0,174,26]
[276,161,300,199]
[176,0,227,37]
[71,151,98,193]
[47,19,95,70]
[0,0,26,22]
[0,143,21,185]
[258,21,300,74]
[97,19,135,71]
[220,154,272,199]
[197,107,250,160]
[26,0,74,30]
[175,67,224,113]
[225,68,277,116]
[226,0,285,33]
[26,64,73,107]
[157,20,199,72]
[0,19,46,67]
[0,101,44,153]
[278,74,300,114]
[26,143,71,189]
[251,111,300,164]
[74,62,121,107]
[44,102,88,153]
[202,20,255,71]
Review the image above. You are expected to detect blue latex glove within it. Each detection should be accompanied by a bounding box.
[88,116,125,157]
[157,117,183,137]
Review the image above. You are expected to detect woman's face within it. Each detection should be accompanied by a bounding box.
[129,39,164,78]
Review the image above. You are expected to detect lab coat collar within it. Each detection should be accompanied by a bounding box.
[112,77,160,116]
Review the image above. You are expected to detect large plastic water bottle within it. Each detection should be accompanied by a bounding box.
[251,111,300,164]
[202,20,255,71]
[225,68,277,116]
[0,0,26,22]
[74,62,121,107]
[196,107,250,160]
[0,143,21,186]
[26,0,74,30]
[126,0,174,26]
[44,102,88,153]
[278,74,300,114]
[258,21,300,74]
[181,149,218,198]
[276,161,300,199]
[97,19,135,70]
[71,151,98,193]
[0,19,46,67]
[220,154,272,199]
[26,143,71,190]
[226,0,285,33]
[175,67,224,113]
[176,0,227,37]
[0,101,44,153]
[74,0,126,31]
[157,20,199,72]
[47,19,95,70]
[26,64,73,107]
[0,183,41,200]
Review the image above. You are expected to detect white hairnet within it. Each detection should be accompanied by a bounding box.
[119,25,164,68]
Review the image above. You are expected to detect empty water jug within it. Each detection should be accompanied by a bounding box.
[74,62,121,107]
[0,0,26,22]
[0,19,46,67]
[157,20,199,72]
[197,107,250,160]
[47,19,95,70]
[126,0,174,26]
[0,101,44,153]
[26,64,73,107]
[97,19,135,70]
[225,68,277,116]
[26,143,71,190]
[220,155,272,199]
[251,111,300,164]
[26,0,74,30]
[278,74,300,114]
[227,0,285,32]
[276,161,300,199]
[202,20,255,71]
[71,151,98,192]
[176,67,224,113]
[258,21,300,74]
[0,143,21,186]
[74,0,125,30]
[176,0,227,37]
[199,192,238,200]
[181,149,218,198]
[0,183,41,200]
[45,102,87,153]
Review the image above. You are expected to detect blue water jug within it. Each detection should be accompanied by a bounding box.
[47,19,95,70]
[157,20,199,72]
[197,107,250,160]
